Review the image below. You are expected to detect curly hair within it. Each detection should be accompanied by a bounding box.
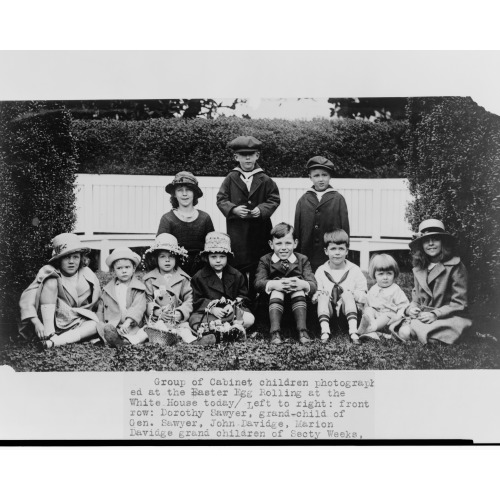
[411,236,455,269]
[51,251,90,270]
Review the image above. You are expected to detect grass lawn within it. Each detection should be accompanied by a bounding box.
[1,271,499,372]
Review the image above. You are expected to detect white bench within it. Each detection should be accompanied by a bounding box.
[75,174,412,271]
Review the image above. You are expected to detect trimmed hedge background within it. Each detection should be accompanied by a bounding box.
[404,96,500,311]
[72,117,408,178]
[0,102,77,339]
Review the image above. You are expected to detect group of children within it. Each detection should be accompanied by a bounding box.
[18,135,472,349]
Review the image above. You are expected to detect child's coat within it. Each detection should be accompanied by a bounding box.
[18,265,101,339]
[409,256,472,344]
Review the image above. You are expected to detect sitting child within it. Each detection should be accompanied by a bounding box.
[356,253,409,341]
[314,229,367,344]
[19,233,101,349]
[189,232,254,342]
[141,233,214,346]
[254,222,317,345]
[396,219,472,344]
[96,247,147,347]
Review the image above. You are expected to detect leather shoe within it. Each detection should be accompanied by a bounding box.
[299,329,312,344]
[270,330,283,344]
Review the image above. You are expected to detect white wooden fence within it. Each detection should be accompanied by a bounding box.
[75,174,412,271]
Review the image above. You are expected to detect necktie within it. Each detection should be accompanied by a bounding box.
[281,259,290,273]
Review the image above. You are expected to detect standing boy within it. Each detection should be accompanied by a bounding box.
[314,229,367,344]
[254,222,317,345]
[294,156,350,271]
[216,136,280,298]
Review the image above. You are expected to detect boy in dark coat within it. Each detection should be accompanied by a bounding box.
[216,136,280,298]
[254,223,317,345]
[294,156,350,271]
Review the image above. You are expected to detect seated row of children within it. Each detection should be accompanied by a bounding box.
[19,217,471,348]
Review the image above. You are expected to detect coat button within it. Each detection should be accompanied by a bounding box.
[104,305,108,308]
[105,320,108,323]
[314,225,319,229]
[248,200,252,205]
[315,209,319,213]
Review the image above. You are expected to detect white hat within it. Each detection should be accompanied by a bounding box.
[409,219,455,251]
[105,247,141,268]
[48,233,90,263]
[144,233,188,259]
[201,232,233,255]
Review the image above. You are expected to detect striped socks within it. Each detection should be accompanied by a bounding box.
[269,297,284,332]
[291,294,307,331]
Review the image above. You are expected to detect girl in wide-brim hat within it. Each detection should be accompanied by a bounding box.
[19,233,102,349]
[395,219,472,345]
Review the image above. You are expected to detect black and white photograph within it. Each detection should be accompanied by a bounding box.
[1,51,500,447]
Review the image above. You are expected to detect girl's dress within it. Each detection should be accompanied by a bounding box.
[189,264,252,331]
[19,265,101,339]
[408,256,472,344]
[142,267,196,343]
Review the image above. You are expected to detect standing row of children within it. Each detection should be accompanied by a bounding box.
[18,136,472,348]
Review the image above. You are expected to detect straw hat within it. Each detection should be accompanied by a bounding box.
[165,171,203,199]
[48,233,90,263]
[144,233,188,259]
[409,219,455,251]
[105,247,141,268]
[201,232,233,255]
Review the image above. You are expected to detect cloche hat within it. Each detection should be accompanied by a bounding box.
[228,136,262,154]
[201,232,234,256]
[105,247,141,268]
[144,233,188,260]
[409,219,455,251]
[48,233,90,264]
[165,171,203,199]
[306,156,334,174]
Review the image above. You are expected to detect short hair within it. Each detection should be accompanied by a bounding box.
[270,222,295,240]
[323,229,349,248]
[368,253,400,280]
[170,186,199,208]
[143,249,178,272]
[52,251,90,270]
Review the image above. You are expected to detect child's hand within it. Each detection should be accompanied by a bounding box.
[222,304,233,317]
[311,291,319,304]
[407,306,421,318]
[289,278,307,292]
[211,307,225,319]
[159,310,175,322]
[417,311,437,324]
[31,318,46,339]
[233,205,250,218]
[118,319,132,336]
[174,311,182,322]
[249,207,261,218]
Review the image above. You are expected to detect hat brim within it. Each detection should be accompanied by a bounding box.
[200,248,234,256]
[165,182,204,198]
[48,247,90,263]
[233,148,259,154]
[409,231,455,251]
[105,253,141,268]
[145,245,188,259]
[307,164,334,173]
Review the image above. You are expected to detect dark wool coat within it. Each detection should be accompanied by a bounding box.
[254,252,317,296]
[216,168,280,271]
[96,277,147,335]
[294,190,350,271]
[189,264,251,330]
[408,256,472,344]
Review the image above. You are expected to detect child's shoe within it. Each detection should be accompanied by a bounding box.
[350,332,361,345]
[320,332,330,343]
[103,324,126,348]
[270,330,283,345]
[359,332,380,342]
[299,329,312,344]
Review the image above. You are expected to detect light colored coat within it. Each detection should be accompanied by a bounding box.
[408,256,472,344]
[143,267,193,321]
[96,276,146,335]
[18,265,101,339]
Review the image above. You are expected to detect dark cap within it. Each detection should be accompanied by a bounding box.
[228,136,262,153]
[306,156,334,174]
[165,171,203,198]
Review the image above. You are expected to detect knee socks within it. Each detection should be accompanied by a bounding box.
[269,297,284,332]
[346,311,358,334]
[40,304,56,337]
[318,314,330,334]
[291,294,307,331]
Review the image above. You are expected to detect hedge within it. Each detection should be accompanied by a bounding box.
[404,97,500,309]
[0,102,78,339]
[72,116,408,178]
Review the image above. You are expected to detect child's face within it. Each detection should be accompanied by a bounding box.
[175,186,194,207]
[234,151,260,172]
[208,253,228,273]
[422,236,442,262]
[325,242,348,267]
[157,250,176,274]
[309,168,331,192]
[374,269,395,288]
[59,252,81,277]
[113,259,135,283]
[269,231,297,261]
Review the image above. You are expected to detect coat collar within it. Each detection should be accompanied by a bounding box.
[270,252,299,275]
[103,275,146,300]
[413,256,461,293]
[144,267,190,288]
[200,265,236,293]
[230,166,264,197]
[305,189,338,207]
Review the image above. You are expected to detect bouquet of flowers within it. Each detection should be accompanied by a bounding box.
[196,297,246,343]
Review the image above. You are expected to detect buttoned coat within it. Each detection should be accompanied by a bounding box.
[189,264,251,329]
[142,267,193,321]
[408,256,472,344]
[96,277,147,335]
[216,168,280,271]
[254,252,317,296]
[294,190,350,271]
[18,265,101,340]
